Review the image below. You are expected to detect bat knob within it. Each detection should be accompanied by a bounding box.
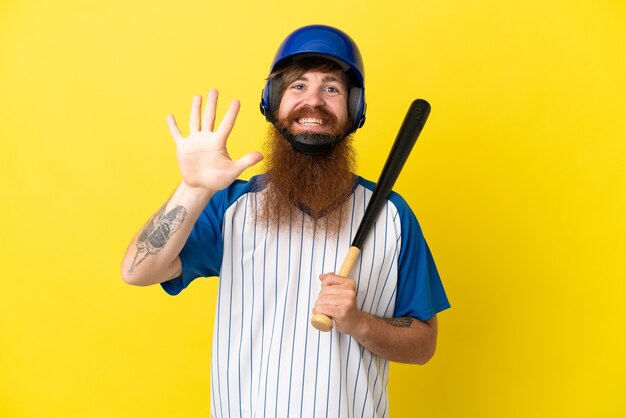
[311,314,334,332]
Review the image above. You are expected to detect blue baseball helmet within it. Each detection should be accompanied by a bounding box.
[260,25,367,136]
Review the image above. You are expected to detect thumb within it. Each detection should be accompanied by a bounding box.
[234,151,264,171]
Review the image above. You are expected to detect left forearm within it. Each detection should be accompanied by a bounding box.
[351,314,438,364]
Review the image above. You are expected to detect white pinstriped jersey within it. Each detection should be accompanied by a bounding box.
[162,175,450,418]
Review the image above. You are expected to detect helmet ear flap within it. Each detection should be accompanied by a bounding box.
[261,78,283,119]
[348,87,366,129]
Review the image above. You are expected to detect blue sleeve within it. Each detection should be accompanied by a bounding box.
[160,178,258,296]
[160,195,225,296]
[390,193,450,321]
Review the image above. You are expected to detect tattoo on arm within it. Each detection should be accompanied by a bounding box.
[383,317,414,328]
[127,204,187,275]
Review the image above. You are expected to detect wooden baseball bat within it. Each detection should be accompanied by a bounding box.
[310,99,431,332]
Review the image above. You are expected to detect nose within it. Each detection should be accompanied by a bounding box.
[303,89,325,107]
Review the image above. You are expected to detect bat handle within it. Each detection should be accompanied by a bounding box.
[310,246,362,332]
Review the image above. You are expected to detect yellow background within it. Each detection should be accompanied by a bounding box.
[2,0,625,417]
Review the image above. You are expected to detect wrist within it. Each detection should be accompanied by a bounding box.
[350,311,374,343]
[176,180,215,207]
[180,180,215,199]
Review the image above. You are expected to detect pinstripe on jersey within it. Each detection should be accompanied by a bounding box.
[162,175,450,418]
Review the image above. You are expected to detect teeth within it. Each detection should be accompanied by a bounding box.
[298,118,325,125]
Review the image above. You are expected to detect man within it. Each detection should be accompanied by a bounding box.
[122,25,449,418]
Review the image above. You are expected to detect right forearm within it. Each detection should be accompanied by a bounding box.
[121,181,214,286]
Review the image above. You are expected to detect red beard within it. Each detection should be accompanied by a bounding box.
[257,125,357,235]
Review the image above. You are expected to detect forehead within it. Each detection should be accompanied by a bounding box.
[294,69,348,85]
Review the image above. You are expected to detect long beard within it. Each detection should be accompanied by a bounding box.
[257,125,357,235]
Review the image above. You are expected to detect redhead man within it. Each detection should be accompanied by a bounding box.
[122,25,450,418]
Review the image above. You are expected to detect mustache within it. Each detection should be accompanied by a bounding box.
[283,105,339,128]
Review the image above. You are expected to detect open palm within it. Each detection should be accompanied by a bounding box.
[167,89,263,191]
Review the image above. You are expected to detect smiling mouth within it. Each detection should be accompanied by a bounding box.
[297,118,326,126]
[282,106,340,134]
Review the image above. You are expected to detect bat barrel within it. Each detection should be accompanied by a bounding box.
[351,99,430,249]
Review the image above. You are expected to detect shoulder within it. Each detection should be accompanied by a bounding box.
[207,175,268,213]
[355,175,415,217]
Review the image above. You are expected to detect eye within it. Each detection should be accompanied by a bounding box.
[290,83,305,90]
[324,85,341,94]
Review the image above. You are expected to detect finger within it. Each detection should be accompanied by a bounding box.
[166,114,183,141]
[189,94,202,133]
[312,304,334,316]
[320,272,344,280]
[319,273,352,287]
[319,285,354,299]
[202,89,218,132]
[316,290,357,308]
[233,151,264,172]
[227,152,263,182]
[316,289,344,302]
[319,273,331,281]
[215,99,241,139]
[313,299,351,318]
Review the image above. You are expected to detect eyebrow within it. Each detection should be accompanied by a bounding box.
[295,74,343,84]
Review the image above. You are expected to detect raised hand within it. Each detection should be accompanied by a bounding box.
[167,89,263,191]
